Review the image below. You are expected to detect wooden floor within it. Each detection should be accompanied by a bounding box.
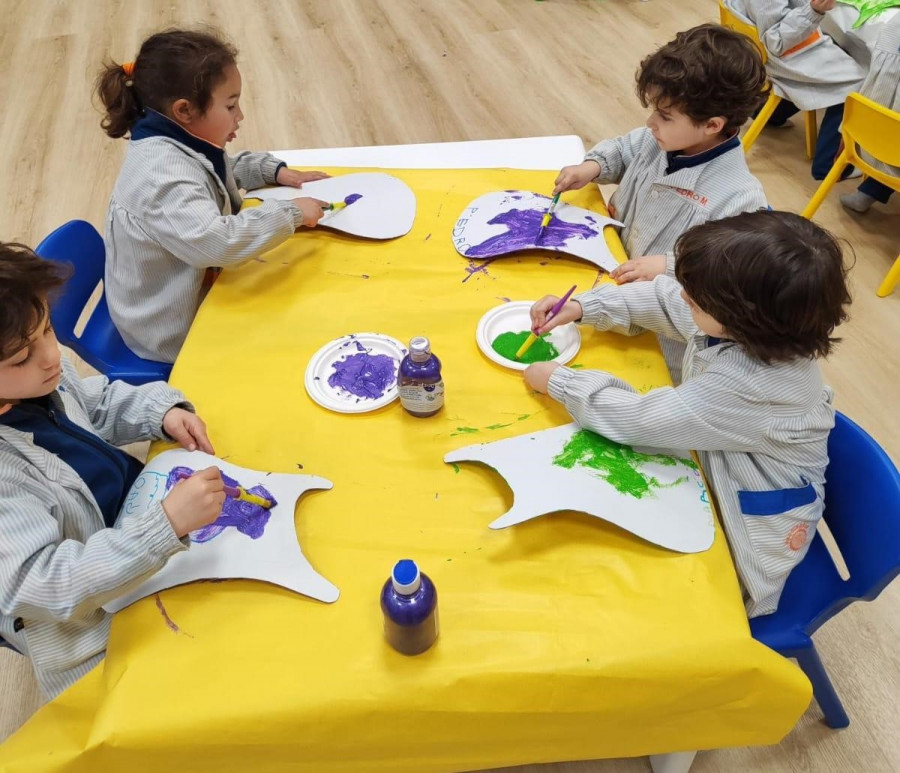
[1,0,898,770]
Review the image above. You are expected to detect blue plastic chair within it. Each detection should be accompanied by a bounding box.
[35,220,172,385]
[750,412,900,728]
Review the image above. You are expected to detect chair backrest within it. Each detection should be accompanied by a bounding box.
[34,220,105,348]
[718,1,768,64]
[842,92,900,172]
[777,412,900,635]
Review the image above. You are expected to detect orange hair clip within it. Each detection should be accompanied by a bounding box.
[121,61,136,77]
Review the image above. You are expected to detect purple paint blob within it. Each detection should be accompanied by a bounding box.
[328,351,397,400]
[344,193,363,205]
[462,257,498,283]
[466,208,597,258]
[166,466,276,543]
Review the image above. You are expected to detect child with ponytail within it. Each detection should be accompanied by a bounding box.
[96,28,328,363]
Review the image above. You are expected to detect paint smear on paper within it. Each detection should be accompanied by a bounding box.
[166,466,277,543]
[491,331,559,363]
[467,208,596,258]
[328,351,397,400]
[553,430,694,499]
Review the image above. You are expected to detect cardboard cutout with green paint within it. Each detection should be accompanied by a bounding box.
[444,423,714,553]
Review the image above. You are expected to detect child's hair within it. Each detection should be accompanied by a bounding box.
[0,243,70,360]
[674,210,851,364]
[96,28,238,139]
[637,24,768,134]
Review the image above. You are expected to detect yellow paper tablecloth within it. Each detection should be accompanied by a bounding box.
[0,168,810,773]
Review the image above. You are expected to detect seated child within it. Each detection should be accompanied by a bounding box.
[0,243,225,697]
[554,23,769,287]
[841,15,900,213]
[522,210,851,617]
[96,28,330,363]
[727,0,866,180]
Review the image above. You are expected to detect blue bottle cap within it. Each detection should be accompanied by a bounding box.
[392,559,421,594]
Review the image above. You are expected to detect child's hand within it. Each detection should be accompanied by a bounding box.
[524,362,561,394]
[553,160,602,194]
[810,0,835,12]
[162,467,225,537]
[163,407,215,454]
[610,254,667,284]
[276,168,330,187]
[530,296,583,335]
[292,197,329,227]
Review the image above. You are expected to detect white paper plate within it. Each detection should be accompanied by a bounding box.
[476,301,580,372]
[305,333,406,413]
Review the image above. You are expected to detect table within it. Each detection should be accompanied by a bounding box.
[0,138,811,773]
[824,3,899,67]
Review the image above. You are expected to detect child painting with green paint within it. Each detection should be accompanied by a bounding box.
[521,210,851,618]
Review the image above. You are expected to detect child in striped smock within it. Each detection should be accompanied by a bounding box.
[726,0,866,180]
[554,25,770,383]
[97,29,330,364]
[522,211,851,618]
[841,14,900,213]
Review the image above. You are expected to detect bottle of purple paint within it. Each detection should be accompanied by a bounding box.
[381,559,439,655]
[398,336,444,418]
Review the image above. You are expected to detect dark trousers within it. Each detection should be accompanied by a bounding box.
[858,177,895,204]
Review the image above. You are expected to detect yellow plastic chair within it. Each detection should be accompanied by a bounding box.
[718,0,818,159]
[802,92,900,297]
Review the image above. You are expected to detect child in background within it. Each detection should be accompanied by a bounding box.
[0,243,225,697]
[522,211,850,617]
[554,24,768,287]
[97,28,329,364]
[841,15,900,213]
[726,0,866,180]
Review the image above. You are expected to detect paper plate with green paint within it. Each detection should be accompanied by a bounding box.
[476,301,580,371]
[444,423,714,553]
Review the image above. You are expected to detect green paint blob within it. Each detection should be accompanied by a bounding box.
[491,331,559,364]
[451,426,479,437]
[486,422,513,430]
[553,430,697,499]
[451,463,461,474]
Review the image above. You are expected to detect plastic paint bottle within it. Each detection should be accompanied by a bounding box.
[398,336,444,418]
[381,559,439,655]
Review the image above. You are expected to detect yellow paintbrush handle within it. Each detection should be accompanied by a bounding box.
[327,201,347,212]
[515,332,539,360]
[540,212,552,229]
[237,488,274,509]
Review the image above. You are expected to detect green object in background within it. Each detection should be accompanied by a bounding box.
[839,0,900,28]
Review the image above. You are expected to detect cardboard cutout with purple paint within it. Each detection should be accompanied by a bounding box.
[452,191,623,272]
[104,450,338,613]
[244,172,416,239]
[445,423,714,553]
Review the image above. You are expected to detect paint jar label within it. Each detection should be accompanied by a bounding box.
[399,381,444,412]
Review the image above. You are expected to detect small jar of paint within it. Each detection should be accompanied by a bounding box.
[381,559,439,655]
[398,336,444,418]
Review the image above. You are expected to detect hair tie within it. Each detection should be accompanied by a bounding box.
[121,61,136,77]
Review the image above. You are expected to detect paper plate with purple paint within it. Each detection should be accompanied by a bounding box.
[476,301,580,372]
[305,332,405,414]
[452,191,623,271]
[104,449,339,613]
[445,423,714,553]
[244,172,416,239]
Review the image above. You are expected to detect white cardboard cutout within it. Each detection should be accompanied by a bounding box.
[244,172,416,239]
[104,450,338,613]
[452,191,623,272]
[445,423,714,553]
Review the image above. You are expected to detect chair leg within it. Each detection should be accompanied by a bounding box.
[802,150,849,219]
[792,643,850,728]
[877,254,900,298]
[742,94,781,152]
[804,110,818,161]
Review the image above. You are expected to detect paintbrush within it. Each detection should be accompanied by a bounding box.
[515,284,577,361]
[325,193,363,213]
[172,470,274,509]
[536,192,561,242]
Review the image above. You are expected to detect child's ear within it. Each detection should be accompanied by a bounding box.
[170,98,195,126]
[706,116,727,135]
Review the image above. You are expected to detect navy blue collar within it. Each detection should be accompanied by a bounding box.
[131,109,227,187]
[665,133,740,175]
